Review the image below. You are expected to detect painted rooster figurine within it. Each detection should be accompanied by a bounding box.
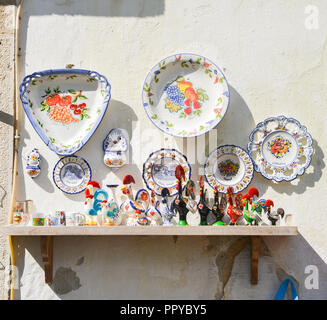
[226,187,243,225]
[171,165,189,226]
[266,199,279,225]
[212,186,226,226]
[197,176,211,225]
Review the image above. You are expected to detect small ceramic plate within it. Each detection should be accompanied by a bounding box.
[53,155,92,194]
[142,53,229,138]
[204,145,254,194]
[142,148,191,196]
[20,69,111,156]
[247,115,313,182]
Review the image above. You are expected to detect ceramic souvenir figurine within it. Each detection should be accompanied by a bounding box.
[212,186,226,226]
[103,128,129,172]
[242,194,256,225]
[84,181,101,213]
[131,189,151,226]
[146,190,162,226]
[161,188,176,226]
[102,185,121,226]
[226,187,243,225]
[171,165,189,226]
[265,199,278,225]
[185,179,197,213]
[119,174,136,224]
[87,186,108,226]
[197,176,211,226]
[26,148,41,178]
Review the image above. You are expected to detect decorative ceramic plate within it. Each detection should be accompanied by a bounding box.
[20,69,111,155]
[53,155,92,194]
[142,148,191,196]
[247,115,313,182]
[142,53,230,138]
[204,145,254,194]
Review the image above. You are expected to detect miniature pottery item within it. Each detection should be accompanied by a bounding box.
[53,155,92,194]
[226,187,243,225]
[247,115,313,182]
[74,213,86,226]
[102,185,121,226]
[204,145,254,194]
[26,148,41,178]
[212,186,226,226]
[13,211,23,225]
[142,53,229,138]
[146,190,162,226]
[32,213,45,226]
[160,188,176,226]
[119,175,137,225]
[55,210,66,226]
[265,200,278,225]
[103,128,129,171]
[65,212,77,226]
[47,215,60,226]
[20,69,111,156]
[197,176,211,226]
[87,188,108,225]
[143,148,191,196]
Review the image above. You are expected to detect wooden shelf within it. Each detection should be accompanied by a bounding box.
[0,225,298,236]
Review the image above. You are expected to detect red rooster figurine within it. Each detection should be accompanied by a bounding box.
[226,187,243,225]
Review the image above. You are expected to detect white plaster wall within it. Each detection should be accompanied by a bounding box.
[7,0,327,299]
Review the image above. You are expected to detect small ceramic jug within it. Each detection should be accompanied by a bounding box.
[26,148,41,178]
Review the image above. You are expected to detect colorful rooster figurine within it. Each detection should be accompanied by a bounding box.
[242,193,256,225]
[120,174,136,225]
[197,176,211,225]
[212,186,226,226]
[161,188,176,226]
[171,165,189,226]
[226,187,243,225]
[266,200,278,225]
[146,190,162,226]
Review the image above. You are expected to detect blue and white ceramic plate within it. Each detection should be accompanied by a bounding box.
[204,145,254,194]
[20,69,111,156]
[142,148,191,196]
[53,155,92,194]
[142,53,229,138]
[247,116,313,182]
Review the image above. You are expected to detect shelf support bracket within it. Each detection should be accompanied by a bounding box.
[250,236,260,285]
[40,236,53,285]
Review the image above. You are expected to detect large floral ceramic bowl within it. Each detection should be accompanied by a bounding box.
[247,116,313,182]
[20,69,111,155]
[204,145,254,194]
[142,54,230,138]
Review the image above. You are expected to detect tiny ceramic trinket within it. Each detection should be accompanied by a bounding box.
[146,190,162,226]
[265,200,280,225]
[132,189,151,226]
[103,128,129,172]
[26,148,41,178]
[212,186,227,226]
[160,188,176,226]
[102,185,121,226]
[226,187,243,225]
[197,176,211,226]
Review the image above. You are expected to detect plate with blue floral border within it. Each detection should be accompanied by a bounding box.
[142,53,230,138]
[142,148,191,196]
[53,155,92,194]
[204,145,254,194]
[247,115,313,182]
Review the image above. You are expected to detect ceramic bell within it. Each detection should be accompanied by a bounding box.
[26,148,41,178]
[103,128,129,172]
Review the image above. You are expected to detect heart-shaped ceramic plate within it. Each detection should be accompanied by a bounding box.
[20,69,111,155]
[142,53,230,138]
[204,145,254,194]
[247,115,313,181]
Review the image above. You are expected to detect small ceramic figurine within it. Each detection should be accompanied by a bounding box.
[26,148,41,178]
[265,199,278,225]
[146,190,162,226]
[212,186,226,226]
[197,176,211,226]
[84,181,101,213]
[102,185,121,226]
[161,188,176,226]
[171,165,189,226]
[226,187,243,225]
[103,128,129,172]
[185,179,197,213]
[132,189,151,226]
[242,194,256,225]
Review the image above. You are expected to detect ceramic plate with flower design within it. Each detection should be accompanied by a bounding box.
[142,148,191,196]
[20,69,111,156]
[204,145,254,194]
[247,115,313,182]
[142,54,230,138]
[53,155,92,194]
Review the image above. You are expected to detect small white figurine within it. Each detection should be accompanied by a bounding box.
[26,148,41,178]
[103,128,129,172]
[146,191,162,226]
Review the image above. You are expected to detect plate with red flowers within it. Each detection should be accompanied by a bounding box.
[247,116,313,182]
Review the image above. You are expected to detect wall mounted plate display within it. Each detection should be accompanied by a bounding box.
[53,155,92,194]
[142,53,229,138]
[20,69,111,156]
[204,145,254,194]
[247,115,313,182]
[142,148,191,196]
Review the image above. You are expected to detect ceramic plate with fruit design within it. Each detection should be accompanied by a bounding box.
[142,53,230,138]
[247,115,313,182]
[204,145,254,194]
[20,69,111,155]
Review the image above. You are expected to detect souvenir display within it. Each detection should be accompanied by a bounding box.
[26,148,41,178]
[20,69,111,156]
[53,155,92,194]
[211,186,227,226]
[103,128,129,171]
[226,187,243,225]
[143,148,191,196]
[142,53,229,138]
[197,176,211,226]
[160,188,176,226]
[204,145,254,194]
[247,115,313,182]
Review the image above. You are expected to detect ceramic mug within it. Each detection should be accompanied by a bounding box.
[32,213,45,226]
[65,212,78,226]
[74,213,85,226]
[47,216,60,226]
[13,212,23,225]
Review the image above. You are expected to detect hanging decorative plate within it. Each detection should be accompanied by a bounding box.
[142,53,230,138]
[204,145,254,194]
[20,69,111,156]
[142,148,191,196]
[53,155,92,194]
[247,115,313,182]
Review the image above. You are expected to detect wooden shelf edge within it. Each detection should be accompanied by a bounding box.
[0,225,298,236]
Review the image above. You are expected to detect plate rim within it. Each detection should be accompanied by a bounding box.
[52,155,92,194]
[20,68,111,156]
[142,53,230,138]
